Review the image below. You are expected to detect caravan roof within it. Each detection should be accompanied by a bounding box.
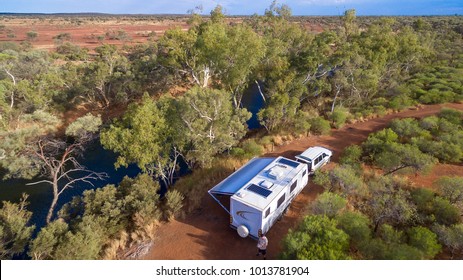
[209,157,275,196]
[233,157,305,211]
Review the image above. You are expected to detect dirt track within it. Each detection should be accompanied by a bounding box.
[143,103,463,260]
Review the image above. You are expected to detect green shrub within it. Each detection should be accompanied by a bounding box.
[336,211,371,245]
[339,145,362,166]
[407,226,442,259]
[372,105,387,117]
[280,215,350,260]
[164,189,184,220]
[241,139,264,158]
[231,139,263,160]
[293,110,311,134]
[259,135,272,145]
[389,94,415,111]
[329,107,349,129]
[435,176,463,205]
[0,195,35,259]
[358,238,388,259]
[53,216,107,260]
[311,192,347,218]
[28,220,68,260]
[385,243,425,260]
[438,108,463,126]
[390,118,431,140]
[410,188,435,214]
[379,224,405,244]
[433,224,463,256]
[309,117,331,135]
[432,197,461,226]
[230,147,245,158]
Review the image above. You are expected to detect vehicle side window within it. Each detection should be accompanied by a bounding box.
[315,155,322,165]
[277,194,286,208]
[290,181,297,193]
[265,208,270,218]
[302,170,307,177]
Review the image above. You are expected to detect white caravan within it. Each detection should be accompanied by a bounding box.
[295,146,332,175]
[208,156,308,239]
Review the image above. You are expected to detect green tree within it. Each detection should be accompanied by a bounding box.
[433,223,463,258]
[53,215,107,260]
[175,87,251,167]
[390,118,431,141]
[28,219,68,260]
[367,176,417,232]
[325,165,363,196]
[0,194,35,259]
[435,176,463,206]
[0,52,18,109]
[375,143,436,175]
[0,113,106,224]
[432,197,461,226]
[410,188,436,224]
[336,211,371,245]
[81,44,133,107]
[438,108,463,126]
[33,174,163,260]
[407,226,442,259]
[339,144,362,170]
[100,94,179,186]
[281,215,350,260]
[158,16,264,108]
[311,192,347,218]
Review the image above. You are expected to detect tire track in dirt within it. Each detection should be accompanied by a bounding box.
[144,103,463,260]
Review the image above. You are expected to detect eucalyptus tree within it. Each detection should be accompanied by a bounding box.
[174,87,251,167]
[100,94,178,187]
[0,52,17,109]
[157,8,265,108]
[80,44,133,107]
[0,112,106,224]
[0,194,35,259]
[366,176,417,233]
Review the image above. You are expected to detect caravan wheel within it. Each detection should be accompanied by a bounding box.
[278,206,290,221]
[237,225,249,238]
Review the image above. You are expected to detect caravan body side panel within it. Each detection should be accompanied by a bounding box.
[230,198,263,239]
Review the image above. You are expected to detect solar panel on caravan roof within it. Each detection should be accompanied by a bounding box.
[278,158,299,168]
[247,184,272,198]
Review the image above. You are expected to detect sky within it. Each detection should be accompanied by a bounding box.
[0,0,462,16]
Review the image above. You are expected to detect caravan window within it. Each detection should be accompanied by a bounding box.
[264,208,270,218]
[290,181,297,193]
[302,170,307,177]
[277,194,286,209]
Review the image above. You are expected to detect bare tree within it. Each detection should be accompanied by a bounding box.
[26,136,107,224]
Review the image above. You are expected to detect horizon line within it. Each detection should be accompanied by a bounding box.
[1,12,461,17]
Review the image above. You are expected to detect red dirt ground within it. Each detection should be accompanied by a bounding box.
[0,17,325,51]
[143,103,463,260]
[0,17,190,50]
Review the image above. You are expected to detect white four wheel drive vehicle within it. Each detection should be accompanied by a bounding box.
[295,146,332,175]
